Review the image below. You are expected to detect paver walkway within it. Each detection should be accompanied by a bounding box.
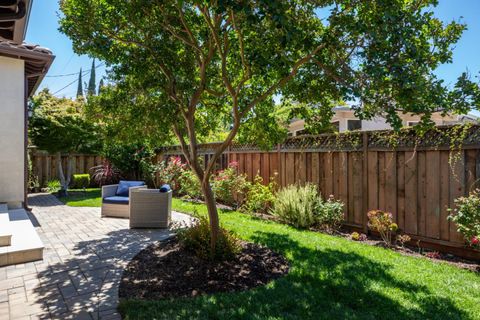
[0,193,191,319]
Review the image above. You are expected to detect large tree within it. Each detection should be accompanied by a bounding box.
[29,89,101,195]
[59,0,479,251]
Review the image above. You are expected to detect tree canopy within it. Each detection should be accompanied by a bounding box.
[59,0,480,251]
[29,89,100,154]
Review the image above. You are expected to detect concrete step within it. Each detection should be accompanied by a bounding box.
[0,204,12,247]
[0,208,44,266]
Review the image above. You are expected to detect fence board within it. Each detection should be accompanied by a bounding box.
[396,152,405,231]
[418,152,427,237]
[367,152,378,211]
[385,152,397,220]
[404,151,418,235]
[425,151,440,239]
[450,152,466,244]
[352,152,363,225]
[439,151,450,241]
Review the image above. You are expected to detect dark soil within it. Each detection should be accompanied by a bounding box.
[119,238,289,300]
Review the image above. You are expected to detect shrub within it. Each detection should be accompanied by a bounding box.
[212,162,249,207]
[270,184,321,228]
[350,232,367,241]
[179,169,202,199]
[317,195,344,233]
[367,210,398,247]
[448,189,480,248]
[177,213,240,261]
[242,175,277,214]
[424,251,441,259]
[46,179,61,193]
[90,160,121,186]
[157,156,187,192]
[396,234,411,248]
[71,174,90,189]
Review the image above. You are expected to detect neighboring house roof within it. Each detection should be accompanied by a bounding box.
[0,37,54,96]
[0,0,32,43]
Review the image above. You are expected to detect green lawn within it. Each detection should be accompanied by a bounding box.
[58,188,102,207]
[58,188,480,320]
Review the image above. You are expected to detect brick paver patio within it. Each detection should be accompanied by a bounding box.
[0,193,191,319]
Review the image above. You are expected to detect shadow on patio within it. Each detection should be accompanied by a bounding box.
[32,227,175,319]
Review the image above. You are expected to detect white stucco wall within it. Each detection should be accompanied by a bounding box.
[361,117,392,131]
[0,56,25,207]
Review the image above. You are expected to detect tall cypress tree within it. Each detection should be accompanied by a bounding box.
[76,68,83,98]
[98,78,105,94]
[87,59,96,96]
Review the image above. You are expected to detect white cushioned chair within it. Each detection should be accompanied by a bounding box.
[101,181,145,218]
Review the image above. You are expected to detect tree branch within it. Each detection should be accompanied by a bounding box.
[241,43,327,118]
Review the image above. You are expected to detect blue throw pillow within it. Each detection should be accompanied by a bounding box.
[116,180,145,197]
[159,184,171,193]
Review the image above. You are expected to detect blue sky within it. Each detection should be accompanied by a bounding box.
[26,1,480,100]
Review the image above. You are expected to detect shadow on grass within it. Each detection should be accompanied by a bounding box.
[119,231,472,320]
[59,189,102,201]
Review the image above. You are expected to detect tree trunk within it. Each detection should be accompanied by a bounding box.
[56,152,68,197]
[202,179,220,255]
[66,155,73,187]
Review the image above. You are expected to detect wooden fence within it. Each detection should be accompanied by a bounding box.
[30,149,103,187]
[30,126,480,258]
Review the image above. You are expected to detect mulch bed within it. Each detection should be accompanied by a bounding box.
[119,238,289,300]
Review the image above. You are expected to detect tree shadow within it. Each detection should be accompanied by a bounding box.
[27,193,65,207]
[30,225,177,319]
[57,189,102,204]
[119,231,474,320]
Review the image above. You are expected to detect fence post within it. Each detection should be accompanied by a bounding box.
[362,131,369,233]
[277,143,282,187]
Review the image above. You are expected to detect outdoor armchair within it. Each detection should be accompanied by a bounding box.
[101,181,145,218]
[129,187,172,229]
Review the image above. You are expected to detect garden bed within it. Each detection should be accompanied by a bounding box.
[119,237,289,300]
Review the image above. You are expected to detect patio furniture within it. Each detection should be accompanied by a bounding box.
[129,186,172,229]
[101,181,145,218]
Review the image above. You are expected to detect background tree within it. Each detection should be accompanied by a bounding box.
[88,59,96,96]
[59,0,479,252]
[29,89,101,195]
[98,78,104,95]
[76,68,83,98]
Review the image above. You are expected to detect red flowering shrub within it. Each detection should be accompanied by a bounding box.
[157,156,187,191]
[212,162,249,207]
[448,189,480,249]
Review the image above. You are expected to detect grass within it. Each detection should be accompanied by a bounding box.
[58,188,480,319]
[58,188,102,207]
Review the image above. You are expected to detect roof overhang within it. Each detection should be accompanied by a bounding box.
[0,39,54,96]
[0,0,32,43]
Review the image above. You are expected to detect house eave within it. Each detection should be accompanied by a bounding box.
[0,39,54,96]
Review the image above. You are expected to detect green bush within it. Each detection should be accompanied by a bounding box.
[317,195,344,233]
[242,175,277,214]
[46,179,61,193]
[270,184,322,228]
[367,210,398,247]
[212,162,249,207]
[179,169,202,199]
[177,212,241,261]
[71,174,91,189]
[449,189,480,248]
